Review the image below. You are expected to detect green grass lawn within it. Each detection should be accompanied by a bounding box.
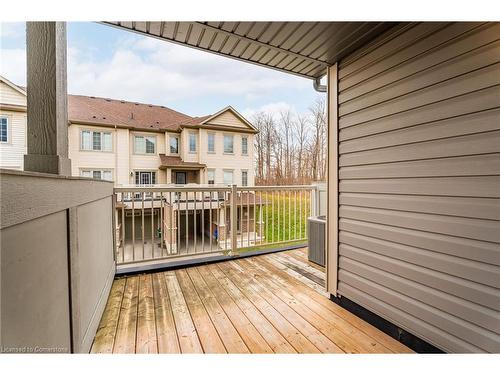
[257,191,312,245]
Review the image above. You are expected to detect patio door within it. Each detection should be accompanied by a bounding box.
[175,171,187,184]
[135,171,156,185]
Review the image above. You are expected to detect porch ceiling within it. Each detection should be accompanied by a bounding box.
[102,22,398,79]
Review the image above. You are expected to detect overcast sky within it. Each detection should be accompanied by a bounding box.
[0,22,324,119]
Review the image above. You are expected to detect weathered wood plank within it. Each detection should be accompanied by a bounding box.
[136,274,158,353]
[151,273,180,353]
[217,262,321,353]
[223,260,342,353]
[207,263,296,353]
[253,256,413,353]
[164,271,203,353]
[186,267,249,353]
[196,265,273,353]
[242,257,389,353]
[113,277,139,353]
[175,269,226,353]
[90,278,125,353]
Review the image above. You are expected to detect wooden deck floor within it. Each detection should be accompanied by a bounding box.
[91,248,413,353]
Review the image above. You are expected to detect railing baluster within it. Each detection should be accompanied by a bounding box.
[209,191,213,253]
[201,190,204,253]
[288,190,291,242]
[272,190,275,244]
[294,190,297,240]
[246,189,250,248]
[194,191,197,253]
[160,192,164,258]
[177,192,180,255]
[253,189,256,247]
[151,192,155,259]
[121,193,125,264]
[299,189,302,240]
[185,192,189,254]
[132,192,135,261]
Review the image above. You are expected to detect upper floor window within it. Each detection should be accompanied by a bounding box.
[189,133,197,153]
[169,135,179,154]
[207,133,215,153]
[207,169,215,184]
[81,130,112,151]
[134,135,156,154]
[241,170,248,186]
[0,117,8,143]
[223,169,233,185]
[241,136,248,155]
[81,169,113,181]
[224,134,234,154]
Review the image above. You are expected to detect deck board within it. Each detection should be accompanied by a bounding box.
[91,248,413,353]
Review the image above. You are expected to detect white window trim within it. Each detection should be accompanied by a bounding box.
[223,169,234,185]
[0,115,11,144]
[133,133,157,155]
[188,132,197,153]
[223,133,234,155]
[207,132,216,154]
[241,136,249,156]
[80,168,114,181]
[207,168,216,184]
[134,170,158,185]
[241,169,248,186]
[79,128,113,152]
[169,134,180,155]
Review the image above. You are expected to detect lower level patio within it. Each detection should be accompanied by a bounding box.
[91,248,413,353]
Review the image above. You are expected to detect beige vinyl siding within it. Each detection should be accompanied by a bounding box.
[206,110,247,128]
[0,111,27,170]
[0,81,26,106]
[335,22,500,353]
[69,125,117,181]
[199,128,254,185]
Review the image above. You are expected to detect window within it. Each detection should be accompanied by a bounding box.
[241,170,248,186]
[135,171,156,185]
[207,133,215,153]
[81,130,112,151]
[241,136,248,155]
[223,170,233,185]
[134,135,156,154]
[169,135,179,154]
[0,117,7,142]
[189,133,197,153]
[224,134,234,153]
[81,169,112,181]
[207,169,215,184]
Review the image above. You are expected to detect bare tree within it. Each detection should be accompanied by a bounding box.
[252,96,327,185]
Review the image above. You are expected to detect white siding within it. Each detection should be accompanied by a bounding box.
[0,111,27,170]
[198,128,254,186]
[0,81,26,106]
[206,110,248,128]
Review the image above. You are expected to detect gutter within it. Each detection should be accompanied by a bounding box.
[313,76,327,93]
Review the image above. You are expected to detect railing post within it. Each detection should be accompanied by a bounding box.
[230,184,238,255]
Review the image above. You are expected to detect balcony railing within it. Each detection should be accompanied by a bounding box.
[113,184,319,266]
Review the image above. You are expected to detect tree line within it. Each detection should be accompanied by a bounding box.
[252,97,327,186]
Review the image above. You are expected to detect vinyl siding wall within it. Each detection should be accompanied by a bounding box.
[334,22,500,353]
[0,82,27,170]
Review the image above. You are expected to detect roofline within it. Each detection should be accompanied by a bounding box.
[199,106,258,132]
[180,122,258,134]
[0,75,27,97]
[0,104,27,113]
[68,120,181,133]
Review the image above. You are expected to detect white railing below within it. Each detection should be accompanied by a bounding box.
[113,184,319,266]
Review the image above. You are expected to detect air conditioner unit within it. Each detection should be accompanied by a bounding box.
[307,215,326,266]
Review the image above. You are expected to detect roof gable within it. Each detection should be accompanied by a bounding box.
[201,106,256,132]
[0,75,27,107]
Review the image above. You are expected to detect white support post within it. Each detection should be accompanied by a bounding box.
[24,22,71,175]
[230,184,238,254]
